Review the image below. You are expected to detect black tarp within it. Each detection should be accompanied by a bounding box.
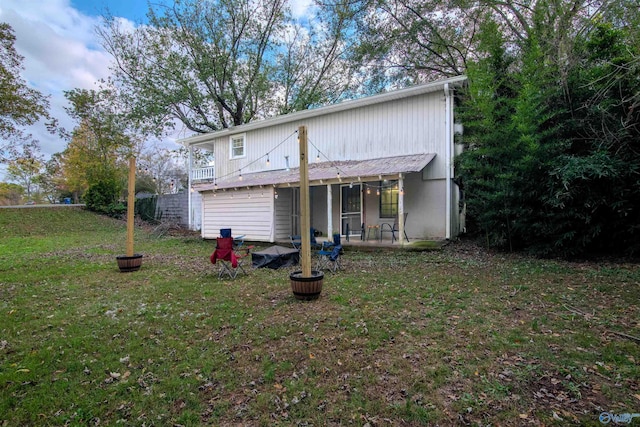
[251,245,299,269]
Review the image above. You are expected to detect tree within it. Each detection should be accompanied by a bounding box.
[136,147,188,195]
[351,0,475,88]
[97,0,359,135]
[0,23,54,162]
[5,145,44,201]
[457,4,640,257]
[0,182,23,206]
[38,153,67,203]
[351,0,605,89]
[59,88,133,209]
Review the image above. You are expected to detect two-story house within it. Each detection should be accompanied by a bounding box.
[181,75,467,244]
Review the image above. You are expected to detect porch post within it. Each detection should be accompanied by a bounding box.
[326,184,333,241]
[398,173,405,246]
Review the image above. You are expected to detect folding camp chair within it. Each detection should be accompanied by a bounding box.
[210,235,251,279]
[289,229,321,251]
[380,212,409,243]
[315,233,342,273]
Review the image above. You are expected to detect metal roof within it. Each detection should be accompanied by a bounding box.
[193,153,436,192]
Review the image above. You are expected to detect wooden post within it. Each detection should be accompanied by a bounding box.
[298,126,312,277]
[126,157,136,257]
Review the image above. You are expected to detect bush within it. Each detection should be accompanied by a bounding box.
[135,196,158,223]
[84,180,122,216]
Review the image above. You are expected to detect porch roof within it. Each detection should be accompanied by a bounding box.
[193,153,436,192]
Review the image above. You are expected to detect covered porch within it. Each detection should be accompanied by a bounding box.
[193,153,453,244]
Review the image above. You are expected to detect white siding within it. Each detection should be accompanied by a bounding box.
[209,91,448,181]
[274,188,293,240]
[201,187,274,241]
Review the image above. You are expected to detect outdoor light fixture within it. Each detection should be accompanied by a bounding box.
[367,187,371,195]
[266,154,270,167]
[239,169,243,181]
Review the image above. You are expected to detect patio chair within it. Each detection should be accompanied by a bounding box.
[380,212,409,243]
[316,233,342,273]
[289,229,321,250]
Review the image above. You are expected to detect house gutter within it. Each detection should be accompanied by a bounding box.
[444,82,452,240]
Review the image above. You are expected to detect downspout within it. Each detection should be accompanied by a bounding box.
[444,83,452,240]
[327,184,333,241]
[188,145,193,231]
[398,174,405,246]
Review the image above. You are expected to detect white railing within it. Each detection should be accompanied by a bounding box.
[191,166,216,181]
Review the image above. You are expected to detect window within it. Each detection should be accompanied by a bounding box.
[379,180,398,218]
[230,134,245,159]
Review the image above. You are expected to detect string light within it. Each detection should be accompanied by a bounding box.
[367,187,371,195]
[400,188,405,196]
[316,152,320,163]
[376,189,380,196]
[207,130,297,189]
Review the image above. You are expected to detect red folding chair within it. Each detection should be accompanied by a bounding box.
[211,237,239,278]
[210,236,251,279]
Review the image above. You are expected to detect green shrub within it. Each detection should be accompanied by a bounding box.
[83,179,122,216]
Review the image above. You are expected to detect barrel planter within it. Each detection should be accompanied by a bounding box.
[290,270,324,300]
[116,254,143,272]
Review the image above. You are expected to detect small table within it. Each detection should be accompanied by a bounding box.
[366,224,380,241]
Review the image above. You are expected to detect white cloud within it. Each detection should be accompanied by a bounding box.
[0,0,169,165]
[289,0,314,19]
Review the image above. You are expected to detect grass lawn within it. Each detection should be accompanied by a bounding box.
[1,207,639,426]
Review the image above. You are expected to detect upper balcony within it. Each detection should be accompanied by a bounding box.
[191,166,215,181]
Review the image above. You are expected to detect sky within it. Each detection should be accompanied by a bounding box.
[0,0,314,176]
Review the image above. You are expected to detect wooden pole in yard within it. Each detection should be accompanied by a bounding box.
[126,157,136,257]
[298,126,312,277]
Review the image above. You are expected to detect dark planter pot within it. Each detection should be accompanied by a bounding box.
[290,270,324,300]
[116,254,143,272]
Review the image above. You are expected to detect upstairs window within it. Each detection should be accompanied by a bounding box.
[230,134,245,159]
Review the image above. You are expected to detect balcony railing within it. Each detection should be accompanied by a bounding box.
[191,166,216,181]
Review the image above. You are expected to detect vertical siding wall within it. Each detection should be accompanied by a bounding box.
[210,92,448,182]
[201,188,274,241]
[274,188,293,241]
